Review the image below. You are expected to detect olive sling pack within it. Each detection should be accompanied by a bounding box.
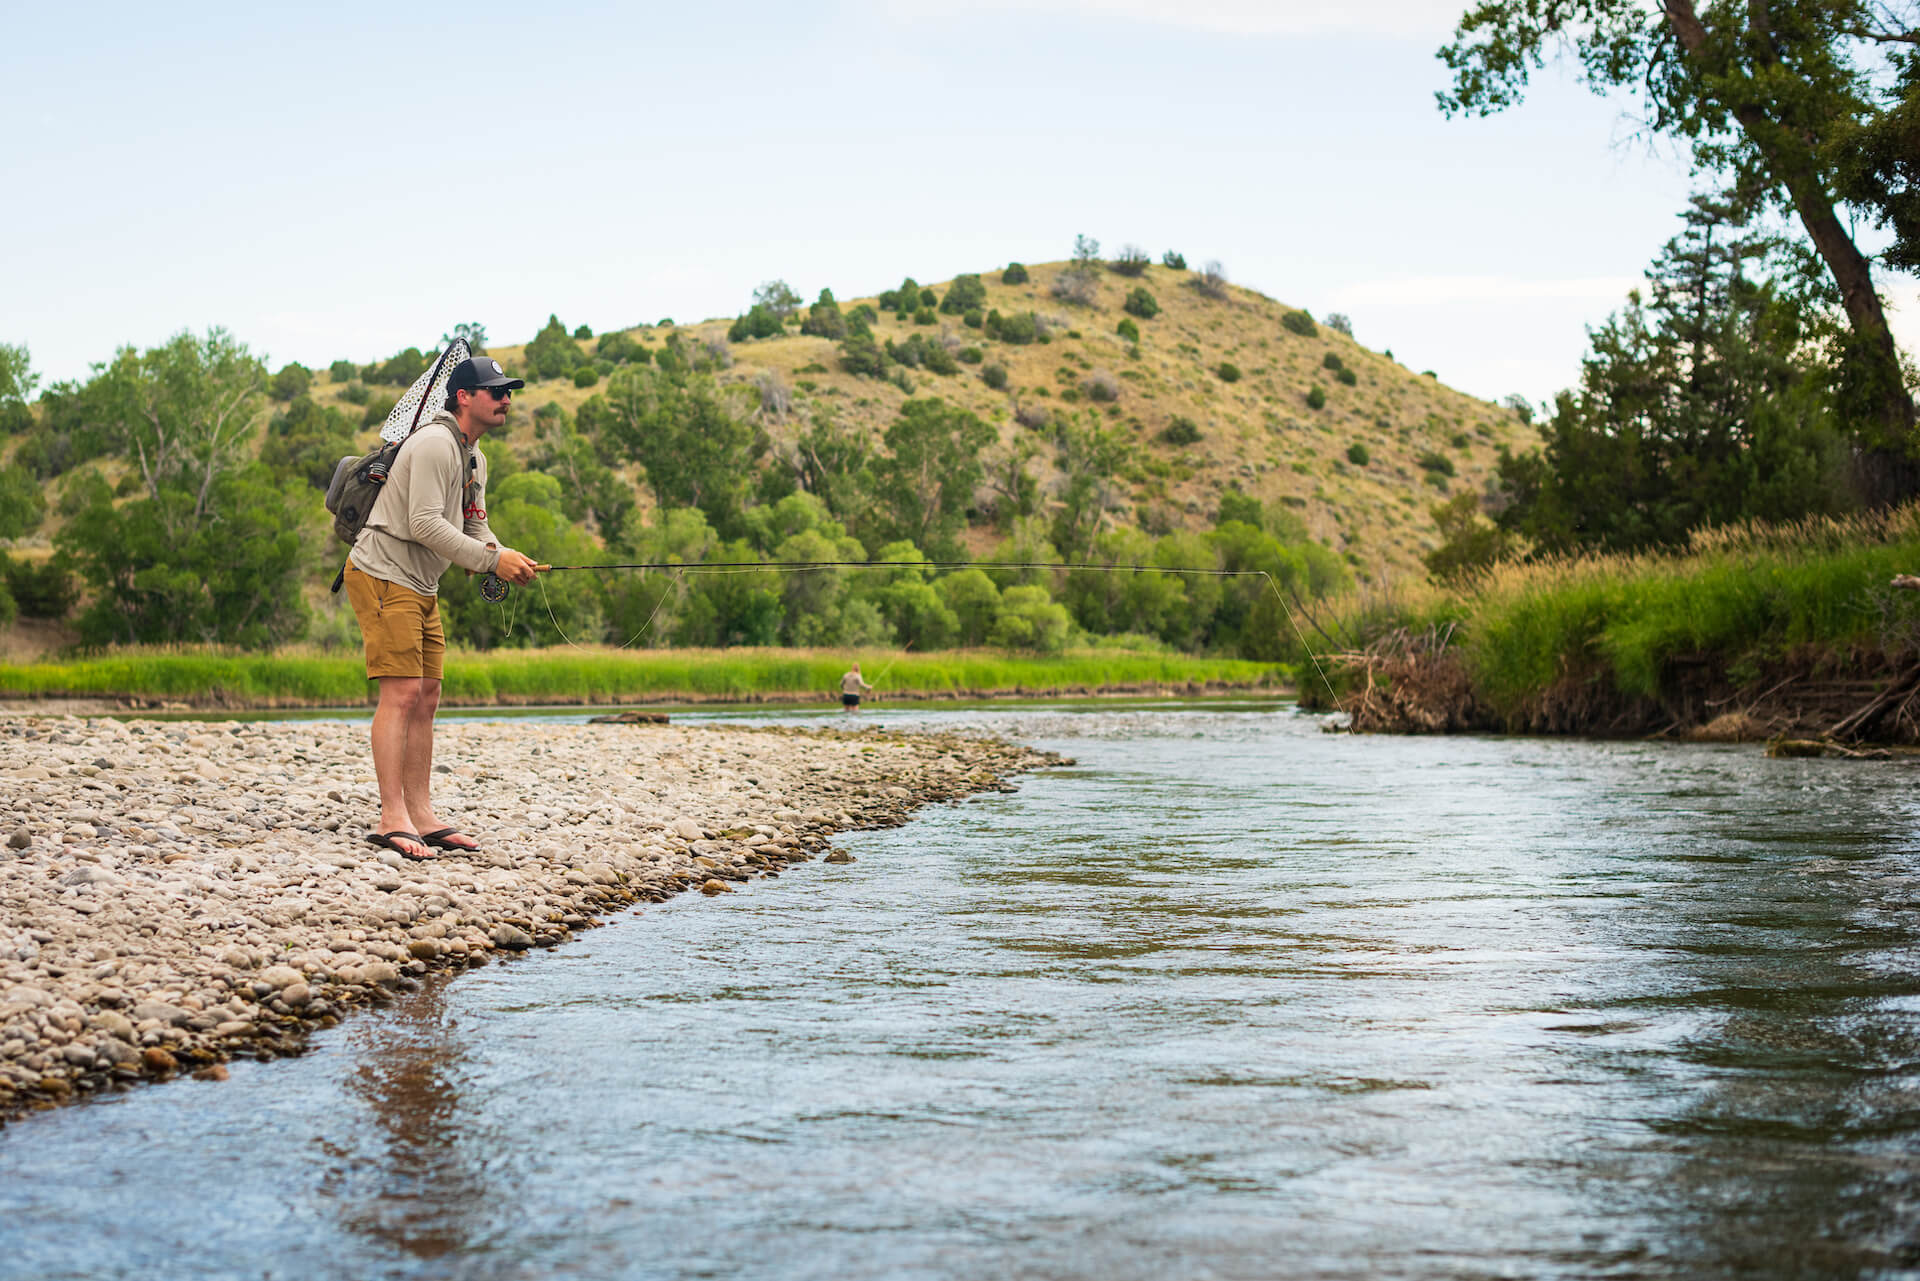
[324,417,468,594]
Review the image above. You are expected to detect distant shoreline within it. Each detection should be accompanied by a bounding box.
[0,647,1287,711]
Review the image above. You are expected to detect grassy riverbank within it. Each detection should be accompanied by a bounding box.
[0,646,1286,709]
[1319,506,1920,737]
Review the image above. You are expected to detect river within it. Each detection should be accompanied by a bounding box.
[3,702,1918,1279]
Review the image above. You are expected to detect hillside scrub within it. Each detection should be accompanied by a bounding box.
[2,255,1540,669]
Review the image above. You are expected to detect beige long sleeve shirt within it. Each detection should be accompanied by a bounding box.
[348,410,501,596]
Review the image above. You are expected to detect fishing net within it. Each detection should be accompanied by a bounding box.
[378,337,470,444]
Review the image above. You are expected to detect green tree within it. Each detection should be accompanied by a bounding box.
[268,363,311,402]
[753,280,804,320]
[989,584,1072,652]
[1439,0,1916,475]
[260,394,358,490]
[442,322,487,354]
[938,568,1001,645]
[524,314,586,380]
[870,398,995,559]
[801,288,849,339]
[81,329,267,533]
[0,343,37,435]
[1423,491,1522,584]
[61,467,309,647]
[0,465,46,538]
[603,364,764,536]
[1051,416,1132,562]
[1494,194,1850,553]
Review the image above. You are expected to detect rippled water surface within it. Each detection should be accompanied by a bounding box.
[6,703,1920,1280]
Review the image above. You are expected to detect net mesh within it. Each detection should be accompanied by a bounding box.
[379,337,470,444]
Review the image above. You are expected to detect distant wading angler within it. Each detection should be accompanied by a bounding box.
[342,356,540,861]
[840,662,873,713]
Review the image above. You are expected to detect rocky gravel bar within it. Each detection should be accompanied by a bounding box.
[0,715,1065,1124]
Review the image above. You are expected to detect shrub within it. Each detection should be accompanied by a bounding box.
[1192,261,1229,299]
[940,274,987,314]
[572,365,600,388]
[1336,368,1358,386]
[1451,432,1472,449]
[963,308,984,329]
[886,332,959,375]
[1116,317,1140,344]
[982,363,1009,390]
[1015,403,1051,430]
[1322,352,1345,371]
[1160,416,1202,445]
[269,363,310,402]
[1281,310,1318,337]
[914,306,936,325]
[1162,251,1187,269]
[1347,441,1371,465]
[919,288,938,309]
[848,303,878,327]
[1002,262,1030,285]
[1306,385,1327,410]
[1215,362,1242,383]
[327,359,356,383]
[1051,269,1099,307]
[596,330,641,364]
[839,332,888,378]
[1325,312,1353,336]
[801,289,848,339]
[728,306,783,342]
[361,395,397,428]
[1109,245,1150,276]
[1417,450,1456,476]
[877,277,920,312]
[988,310,1039,345]
[888,366,915,393]
[1123,287,1159,320]
[1083,370,1120,402]
[699,338,733,370]
[341,381,372,406]
[2,552,77,618]
[958,346,984,365]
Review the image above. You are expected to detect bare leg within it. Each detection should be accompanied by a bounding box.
[401,677,444,836]
[371,678,429,858]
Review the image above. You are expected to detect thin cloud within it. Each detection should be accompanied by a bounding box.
[869,0,1464,38]
[1333,275,1644,307]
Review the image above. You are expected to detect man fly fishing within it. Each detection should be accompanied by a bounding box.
[343,356,540,861]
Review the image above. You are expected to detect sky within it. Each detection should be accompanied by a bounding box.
[4,0,1914,410]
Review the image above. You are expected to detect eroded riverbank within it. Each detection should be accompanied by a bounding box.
[0,715,1063,1123]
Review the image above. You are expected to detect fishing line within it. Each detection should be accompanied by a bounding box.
[486,559,1337,698]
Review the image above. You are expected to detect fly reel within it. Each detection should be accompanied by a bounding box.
[479,572,510,603]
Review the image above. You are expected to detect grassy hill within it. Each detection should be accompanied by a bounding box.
[310,259,1533,581]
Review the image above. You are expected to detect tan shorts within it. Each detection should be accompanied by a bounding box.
[343,560,445,681]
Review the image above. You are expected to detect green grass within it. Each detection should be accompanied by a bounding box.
[1323,507,1920,725]
[0,646,1286,708]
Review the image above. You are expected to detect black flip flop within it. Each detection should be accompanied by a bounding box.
[420,827,481,853]
[365,830,433,861]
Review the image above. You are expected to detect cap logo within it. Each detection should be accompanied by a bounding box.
[489,360,502,375]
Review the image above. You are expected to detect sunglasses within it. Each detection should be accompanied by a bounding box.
[481,386,513,401]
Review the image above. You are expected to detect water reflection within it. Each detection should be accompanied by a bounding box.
[315,976,505,1265]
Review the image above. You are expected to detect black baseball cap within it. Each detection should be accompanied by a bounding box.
[447,356,525,394]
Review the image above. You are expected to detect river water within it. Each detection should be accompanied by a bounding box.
[4,702,1920,1279]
